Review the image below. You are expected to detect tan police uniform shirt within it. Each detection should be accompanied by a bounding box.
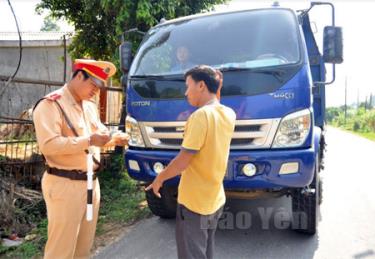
[33,85,106,172]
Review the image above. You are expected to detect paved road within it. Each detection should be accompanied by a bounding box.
[95,127,375,259]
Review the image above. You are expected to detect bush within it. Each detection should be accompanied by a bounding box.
[1,153,149,258]
[0,182,45,239]
[327,107,375,134]
[353,121,360,131]
[366,109,375,131]
[99,156,149,224]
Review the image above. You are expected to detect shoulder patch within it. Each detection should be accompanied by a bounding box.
[45,93,62,101]
[33,89,63,112]
[45,92,62,101]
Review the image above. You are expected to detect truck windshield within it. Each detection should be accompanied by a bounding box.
[130,9,301,76]
[129,8,303,99]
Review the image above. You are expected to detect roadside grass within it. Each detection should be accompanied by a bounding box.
[0,154,149,258]
[329,125,375,142]
[0,219,47,259]
[327,107,375,142]
[96,164,151,236]
[352,131,375,141]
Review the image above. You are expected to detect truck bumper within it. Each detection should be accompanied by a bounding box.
[125,146,315,189]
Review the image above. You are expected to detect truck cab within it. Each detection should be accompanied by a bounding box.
[121,2,343,235]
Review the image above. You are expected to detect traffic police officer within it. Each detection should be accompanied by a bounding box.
[33,59,128,259]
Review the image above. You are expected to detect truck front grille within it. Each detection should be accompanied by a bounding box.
[139,118,280,150]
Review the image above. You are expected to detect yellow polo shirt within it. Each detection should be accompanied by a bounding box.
[178,103,236,215]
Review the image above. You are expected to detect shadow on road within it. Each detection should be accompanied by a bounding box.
[96,128,375,259]
[96,196,320,259]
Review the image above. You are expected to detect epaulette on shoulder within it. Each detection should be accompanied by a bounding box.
[45,92,62,101]
[33,90,63,112]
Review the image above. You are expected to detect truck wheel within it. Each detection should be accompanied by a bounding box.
[292,155,320,235]
[145,185,177,219]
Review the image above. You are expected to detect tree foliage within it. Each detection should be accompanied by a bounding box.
[36,0,227,75]
[327,106,375,133]
[40,16,61,32]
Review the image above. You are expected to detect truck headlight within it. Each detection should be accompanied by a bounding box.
[272,109,311,148]
[125,115,145,147]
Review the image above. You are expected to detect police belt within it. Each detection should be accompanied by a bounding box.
[47,166,98,181]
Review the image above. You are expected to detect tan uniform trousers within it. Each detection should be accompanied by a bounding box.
[42,172,100,259]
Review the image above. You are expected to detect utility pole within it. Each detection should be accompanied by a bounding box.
[357,88,360,109]
[344,76,347,124]
[370,93,373,109]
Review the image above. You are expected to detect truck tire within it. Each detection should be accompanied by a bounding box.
[292,155,320,235]
[145,185,177,219]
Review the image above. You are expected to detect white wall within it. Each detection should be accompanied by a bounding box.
[0,41,72,117]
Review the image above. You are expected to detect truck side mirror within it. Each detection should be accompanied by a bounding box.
[119,41,133,73]
[323,26,343,64]
[121,75,128,88]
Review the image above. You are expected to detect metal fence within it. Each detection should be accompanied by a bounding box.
[0,77,124,186]
[0,116,43,188]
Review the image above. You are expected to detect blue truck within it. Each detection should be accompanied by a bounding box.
[119,1,343,235]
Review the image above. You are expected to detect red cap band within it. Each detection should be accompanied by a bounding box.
[74,63,108,81]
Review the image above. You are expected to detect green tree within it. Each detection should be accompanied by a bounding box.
[40,16,61,32]
[36,0,227,75]
[326,107,342,123]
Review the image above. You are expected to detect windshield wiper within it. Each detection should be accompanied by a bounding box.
[219,67,286,82]
[129,74,185,81]
[219,67,252,72]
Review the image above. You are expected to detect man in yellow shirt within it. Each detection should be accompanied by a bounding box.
[33,59,129,259]
[146,65,236,259]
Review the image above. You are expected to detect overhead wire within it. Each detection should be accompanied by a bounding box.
[0,0,23,98]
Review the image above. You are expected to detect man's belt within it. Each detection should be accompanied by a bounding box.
[47,166,97,181]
